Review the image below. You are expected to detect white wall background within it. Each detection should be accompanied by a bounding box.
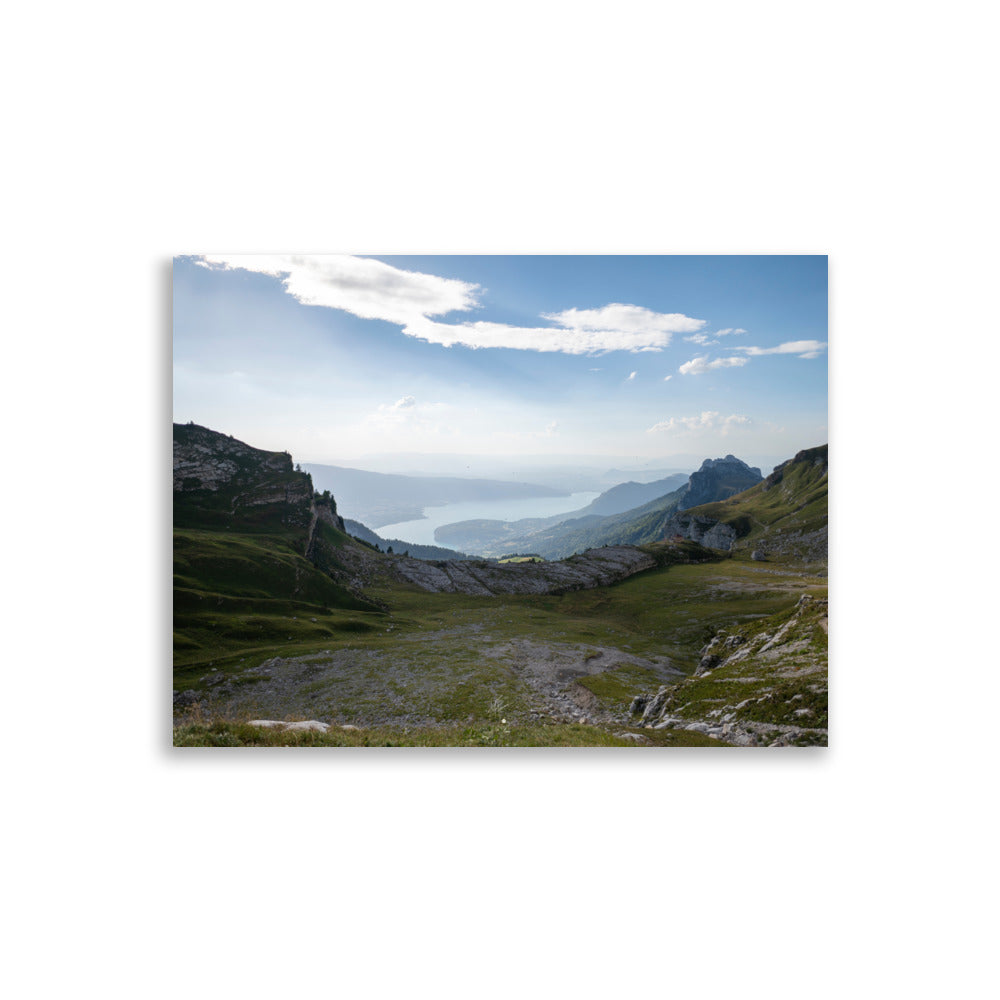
[3,2,994,997]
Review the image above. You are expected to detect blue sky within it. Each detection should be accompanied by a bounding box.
[173,254,827,471]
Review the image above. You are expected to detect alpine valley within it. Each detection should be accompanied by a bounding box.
[173,423,828,747]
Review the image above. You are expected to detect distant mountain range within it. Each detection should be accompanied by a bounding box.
[175,422,824,576]
[430,473,691,554]
[436,456,764,559]
[577,474,692,516]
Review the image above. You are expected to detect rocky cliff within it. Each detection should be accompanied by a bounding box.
[677,454,762,510]
[659,445,827,558]
[661,512,739,550]
[173,422,316,536]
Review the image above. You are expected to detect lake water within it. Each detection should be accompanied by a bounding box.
[378,491,600,547]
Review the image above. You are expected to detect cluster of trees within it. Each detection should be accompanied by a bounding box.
[348,534,408,557]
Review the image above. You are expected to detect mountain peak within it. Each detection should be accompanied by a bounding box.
[681,454,763,510]
[697,454,759,474]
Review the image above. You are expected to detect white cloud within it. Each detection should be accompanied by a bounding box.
[733,339,827,358]
[679,355,751,375]
[626,371,637,381]
[646,411,751,434]
[716,327,747,336]
[196,255,710,356]
[197,254,479,325]
[402,317,694,355]
[542,304,706,341]
[391,395,416,410]
[663,375,673,382]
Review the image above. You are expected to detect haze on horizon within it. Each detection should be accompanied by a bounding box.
[173,254,827,479]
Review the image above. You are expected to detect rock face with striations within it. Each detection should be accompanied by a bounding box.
[661,513,739,550]
[677,455,762,511]
[654,455,763,550]
[173,422,316,534]
[383,545,658,596]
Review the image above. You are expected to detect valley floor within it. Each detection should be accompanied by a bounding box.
[174,557,828,747]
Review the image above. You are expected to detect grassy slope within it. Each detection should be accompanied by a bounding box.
[682,445,828,557]
[174,527,386,679]
[642,596,829,746]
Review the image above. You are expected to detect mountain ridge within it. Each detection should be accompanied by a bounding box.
[436,454,764,559]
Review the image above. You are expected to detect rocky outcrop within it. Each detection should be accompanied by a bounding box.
[249,719,331,732]
[661,512,738,550]
[173,422,295,492]
[634,594,829,747]
[304,492,349,575]
[173,422,315,534]
[762,445,827,491]
[307,492,345,540]
[678,455,762,510]
[385,545,657,596]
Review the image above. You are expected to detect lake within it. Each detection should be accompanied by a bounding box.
[378,491,600,547]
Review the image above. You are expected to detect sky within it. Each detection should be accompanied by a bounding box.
[173,254,827,474]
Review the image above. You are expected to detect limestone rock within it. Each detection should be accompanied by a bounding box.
[248,719,330,732]
[385,545,657,596]
[678,455,763,510]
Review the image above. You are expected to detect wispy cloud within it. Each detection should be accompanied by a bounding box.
[683,328,746,346]
[490,420,563,447]
[626,371,637,381]
[733,339,827,359]
[403,313,702,355]
[663,375,673,382]
[366,395,448,430]
[679,355,751,375]
[647,411,750,434]
[194,255,709,356]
